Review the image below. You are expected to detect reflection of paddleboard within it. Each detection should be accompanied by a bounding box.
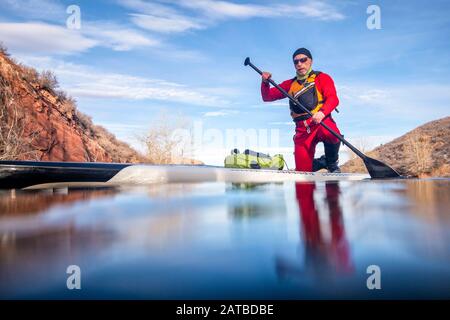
[0,161,370,190]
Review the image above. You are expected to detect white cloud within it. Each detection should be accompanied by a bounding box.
[1,0,345,55]
[0,22,97,54]
[269,121,295,125]
[0,0,65,21]
[149,46,209,62]
[82,22,160,51]
[119,0,184,17]
[130,13,204,33]
[17,55,230,106]
[248,101,288,109]
[177,0,345,21]
[356,89,388,103]
[0,21,160,55]
[177,0,275,19]
[339,85,390,105]
[120,0,205,33]
[67,74,225,106]
[338,83,450,118]
[204,111,228,117]
[119,0,345,34]
[267,101,288,107]
[291,1,345,21]
[203,110,239,117]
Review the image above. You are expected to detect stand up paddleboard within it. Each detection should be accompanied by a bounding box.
[0,161,370,190]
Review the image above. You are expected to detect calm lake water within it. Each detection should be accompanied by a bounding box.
[1,179,450,299]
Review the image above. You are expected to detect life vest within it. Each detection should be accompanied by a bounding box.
[288,71,323,115]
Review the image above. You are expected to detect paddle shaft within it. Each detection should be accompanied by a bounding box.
[246,60,366,160]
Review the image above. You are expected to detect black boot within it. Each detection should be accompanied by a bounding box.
[312,155,327,172]
[324,142,341,173]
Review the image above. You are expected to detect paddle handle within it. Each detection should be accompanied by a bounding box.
[244,57,366,160]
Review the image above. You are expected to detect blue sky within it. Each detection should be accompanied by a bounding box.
[0,0,449,165]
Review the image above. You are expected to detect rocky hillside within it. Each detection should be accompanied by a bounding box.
[0,48,145,163]
[342,117,450,177]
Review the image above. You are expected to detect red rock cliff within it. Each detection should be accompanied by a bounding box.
[0,50,144,163]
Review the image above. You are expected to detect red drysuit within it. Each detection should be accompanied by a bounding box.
[261,73,341,171]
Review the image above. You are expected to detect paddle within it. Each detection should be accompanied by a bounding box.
[244,57,401,179]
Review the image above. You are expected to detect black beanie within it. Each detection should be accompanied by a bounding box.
[292,48,312,60]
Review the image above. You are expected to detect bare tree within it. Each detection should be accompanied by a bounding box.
[38,70,59,92]
[346,136,370,161]
[141,111,194,164]
[0,42,9,56]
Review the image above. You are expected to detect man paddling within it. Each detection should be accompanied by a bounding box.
[260,48,341,173]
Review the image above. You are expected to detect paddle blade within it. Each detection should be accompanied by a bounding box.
[363,156,402,179]
[244,57,250,66]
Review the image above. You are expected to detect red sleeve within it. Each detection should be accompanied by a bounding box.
[316,73,339,116]
[261,79,293,102]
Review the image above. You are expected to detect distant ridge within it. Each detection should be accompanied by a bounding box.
[342,117,450,177]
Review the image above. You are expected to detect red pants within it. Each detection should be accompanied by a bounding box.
[294,117,341,171]
[295,182,353,274]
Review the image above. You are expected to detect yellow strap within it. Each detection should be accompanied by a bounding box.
[311,104,322,115]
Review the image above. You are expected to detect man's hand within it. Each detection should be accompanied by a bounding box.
[312,111,325,124]
[261,72,272,83]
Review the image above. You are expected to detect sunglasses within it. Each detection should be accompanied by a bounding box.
[293,57,308,64]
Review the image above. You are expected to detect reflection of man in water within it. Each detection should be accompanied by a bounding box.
[276,182,353,282]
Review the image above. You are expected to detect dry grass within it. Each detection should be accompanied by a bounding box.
[76,111,94,131]
[89,124,145,163]
[59,98,77,118]
[38,70,59,92]
[404,133,433,175]
[0,78,39,160]
[19,64,39,84]
[0,42,9,56]
[431,164,450,178]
